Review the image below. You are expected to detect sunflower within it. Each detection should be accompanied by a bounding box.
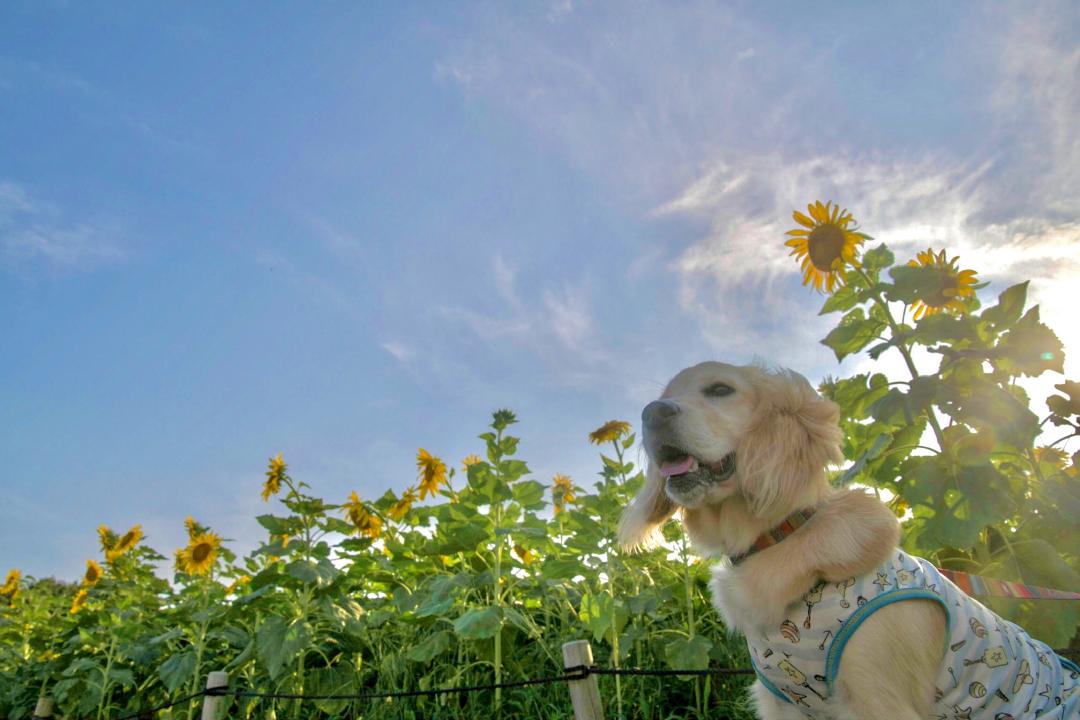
[343,491,383,539]
[907,248,979,320]
[262,453,287,502]
[785,200,868,293]
[70,588,88,615]
[416,449,447,500]
[513,544,535,566]
[181,531,223,576]
[97,524,117,555]
[588,420,632,445]
[107,524,143,562]
[1033,446,1068,469]
[83,560,103,587]
[461,454,483,471]
[183,515,210,541]
[225,575,251,595]
[0,569,20,599]
[388,487,418,521]
[552,473,576,515]
[173,548,189,574]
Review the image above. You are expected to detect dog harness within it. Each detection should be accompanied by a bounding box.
[745,550,1080,719]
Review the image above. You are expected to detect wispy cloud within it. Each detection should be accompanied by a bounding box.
[0,180,125,272]
[431,256,620,389]
[435,2,1080,378]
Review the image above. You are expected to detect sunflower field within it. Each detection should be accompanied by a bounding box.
[0,413,753,720]
[2,201,1078,720]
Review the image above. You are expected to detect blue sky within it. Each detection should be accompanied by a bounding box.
[3,1,1079,581]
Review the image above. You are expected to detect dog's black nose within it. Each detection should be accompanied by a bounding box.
[642,400,679,429]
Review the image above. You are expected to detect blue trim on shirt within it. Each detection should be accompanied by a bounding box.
[823,588,951,695]
[1062,656,1080,675]
[750,655,793,704]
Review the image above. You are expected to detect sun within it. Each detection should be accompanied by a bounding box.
[785,201,868,293]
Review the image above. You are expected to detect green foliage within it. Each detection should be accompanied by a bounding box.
[0,411,751,720]
[820,257,1080,647]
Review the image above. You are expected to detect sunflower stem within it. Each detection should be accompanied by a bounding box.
[855,266,948,451]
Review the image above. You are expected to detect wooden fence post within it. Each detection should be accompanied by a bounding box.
[563,640,605,720]
[31,697,53,719]
[200,670,229,720]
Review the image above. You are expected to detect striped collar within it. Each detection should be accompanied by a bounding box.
[728,506,819,566]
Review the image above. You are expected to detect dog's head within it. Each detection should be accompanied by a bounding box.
[619,361,844,550]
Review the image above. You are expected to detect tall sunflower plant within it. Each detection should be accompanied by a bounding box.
[786,200,1080,646]
[53,524,172,720]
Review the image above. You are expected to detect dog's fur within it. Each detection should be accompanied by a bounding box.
[620,361,946,720]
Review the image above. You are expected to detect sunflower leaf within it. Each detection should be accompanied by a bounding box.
[452,606,502,640]
[885,265,944,303]
[980,281,1028,331]
[861,244,894,272]
[665,635,713,671]
[158,650,196,693]
[407,630,453,662]
[821,316,886,362]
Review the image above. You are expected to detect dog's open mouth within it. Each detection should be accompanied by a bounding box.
[657,445,736,482]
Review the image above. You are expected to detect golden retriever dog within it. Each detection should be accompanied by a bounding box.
[619,361,1079,720]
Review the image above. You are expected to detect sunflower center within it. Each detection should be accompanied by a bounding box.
[192,543,212,563]
[923,270,960,308]
[807,224,847,271]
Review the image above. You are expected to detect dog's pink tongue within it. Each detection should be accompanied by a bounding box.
[660,456,698,477]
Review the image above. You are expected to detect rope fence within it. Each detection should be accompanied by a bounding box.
[27,642,1080,720]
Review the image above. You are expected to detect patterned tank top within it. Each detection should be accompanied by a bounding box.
[745,550,1080,719]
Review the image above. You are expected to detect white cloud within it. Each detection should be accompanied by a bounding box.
[0,180,125,271]
[380,340,413,362]
[987,0,1080,215]
[543,284,592,352]
[434,2,1080,384]
[432,256,620,389]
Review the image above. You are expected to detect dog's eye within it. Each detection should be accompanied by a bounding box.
[703,382,734,397]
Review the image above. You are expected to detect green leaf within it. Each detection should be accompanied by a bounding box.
[540,557,582,580]
[867,388,909,424]
[108,667,135,688]
[821,313,886,362]
[861,244,895,272]
[664,635,714,671]
[255,514,292,535]
[578,592,612,643]
[158,651,197,693]
[452,606,502,640]
[911,313,979,345]
[980,281,1028,330]
[940,384,1039,449]
[407,630,453,662]
[319,517,354,535]
[307,664,356,715]
[498,459,530,483]
[837,433,891,485]
[285,558,340,588]
[415,575,466,618]
[434,522,490,554]
[886,264,945,304]
[511,480,546,508]
[257,617,312,679]
[819,284,860,315]
[995,313,1065,377]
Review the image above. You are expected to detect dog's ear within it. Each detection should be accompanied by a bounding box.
[618,462,676,551]
[736,369,843,519]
